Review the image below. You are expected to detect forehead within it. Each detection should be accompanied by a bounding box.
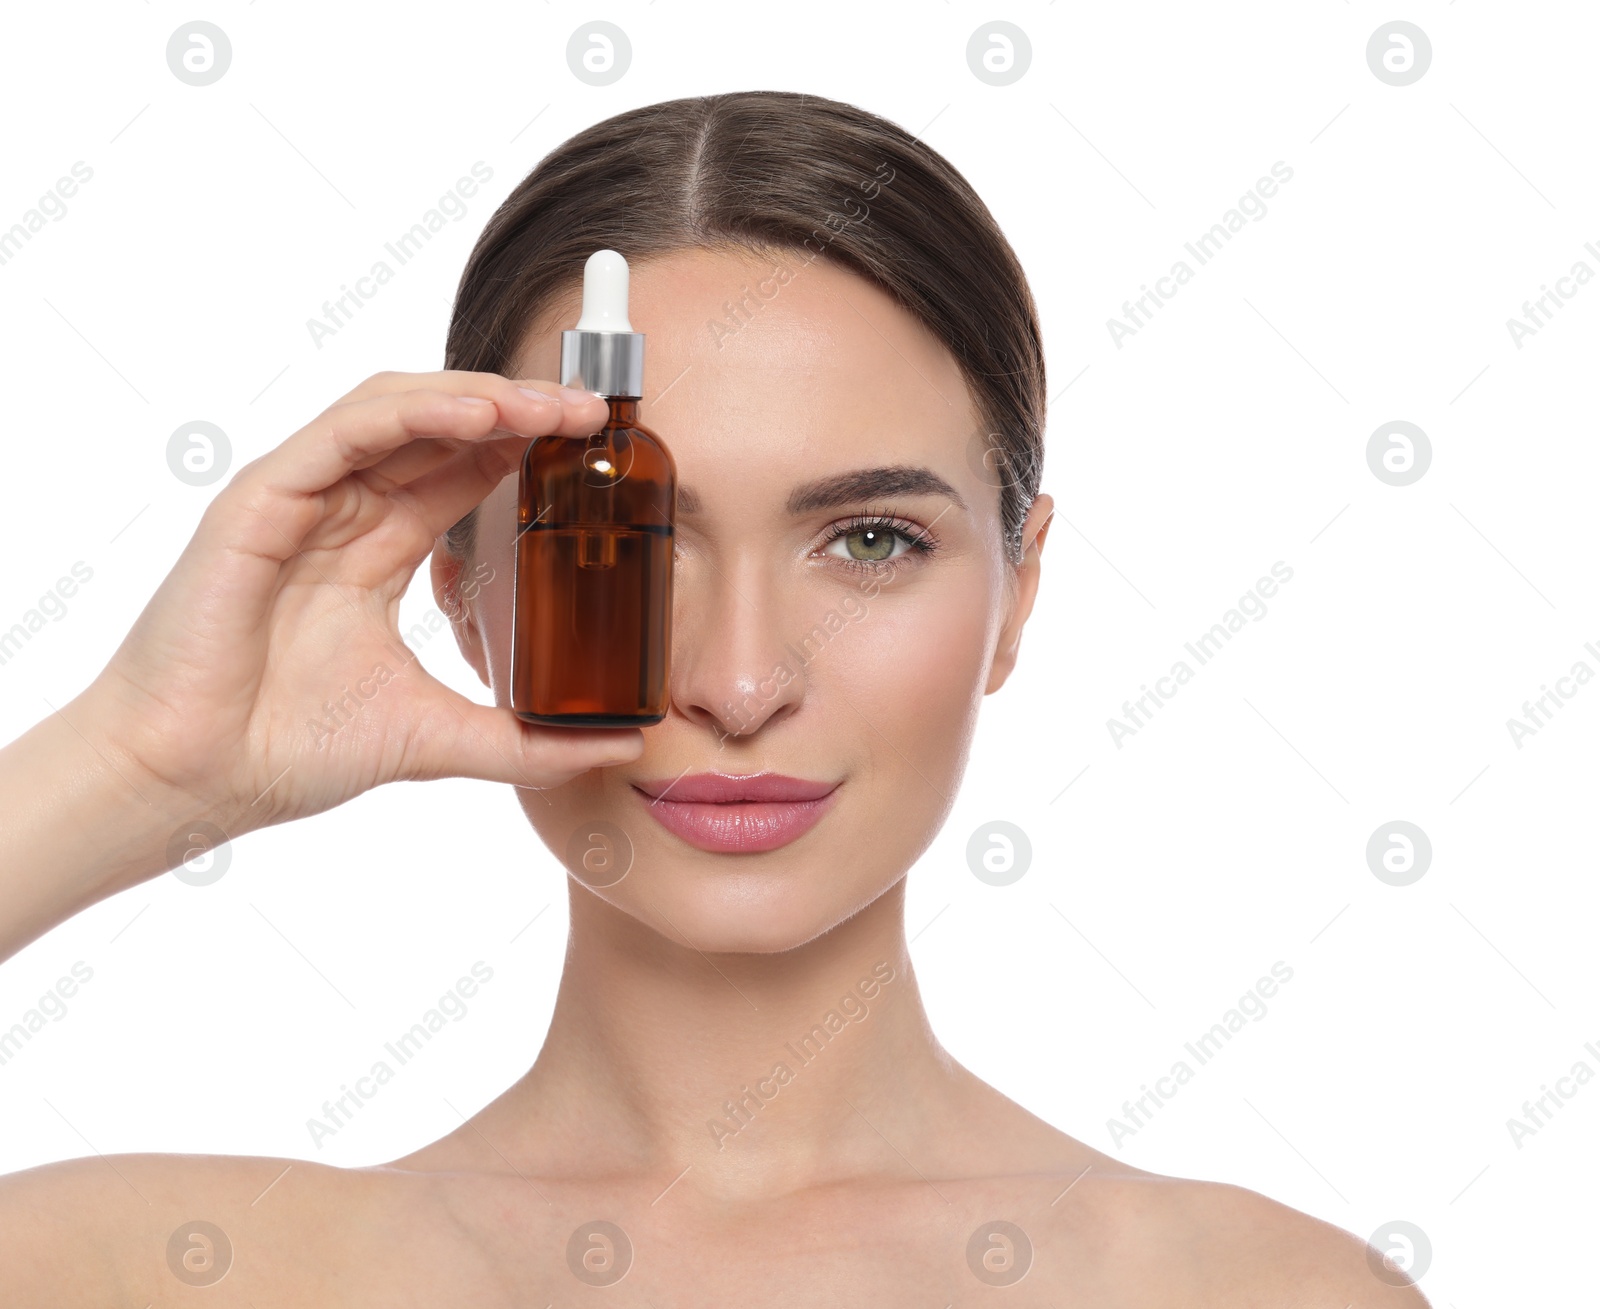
[509,246,979,445]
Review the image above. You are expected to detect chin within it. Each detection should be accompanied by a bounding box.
[591,857,885,955]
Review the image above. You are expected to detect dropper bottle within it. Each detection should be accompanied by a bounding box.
[511,249,676,726]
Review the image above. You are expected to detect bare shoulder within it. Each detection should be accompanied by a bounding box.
[922,1077,1430,1306]
[0,1150,386,1306]
[1172,1178,1433,1306]
[1041,1161,1433,1308]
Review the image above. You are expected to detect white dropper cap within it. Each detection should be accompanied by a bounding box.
[574,249,634,332]
[560,248,645,397]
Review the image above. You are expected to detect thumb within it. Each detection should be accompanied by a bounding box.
[407,688,644,787]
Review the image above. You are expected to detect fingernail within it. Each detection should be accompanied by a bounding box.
[559,386,608,405]
[457,396,492,405]
[517,386,559,404]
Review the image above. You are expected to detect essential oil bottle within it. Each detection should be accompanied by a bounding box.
[511,249,676,726]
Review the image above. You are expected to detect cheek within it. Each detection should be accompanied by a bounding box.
[517,774,611,865]
[472,535,518,703]
[819,574,995,795]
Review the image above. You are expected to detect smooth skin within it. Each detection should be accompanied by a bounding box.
[0,247,1430,1306]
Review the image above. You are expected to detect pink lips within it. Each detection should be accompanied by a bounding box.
[632,772,841,852]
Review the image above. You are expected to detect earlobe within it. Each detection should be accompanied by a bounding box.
[985,493,1054,696]
[430,546,492,689]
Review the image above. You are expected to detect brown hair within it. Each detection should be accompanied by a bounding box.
[442,89,1044,564]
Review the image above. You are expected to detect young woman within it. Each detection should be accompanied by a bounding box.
[0,90,1427,1305]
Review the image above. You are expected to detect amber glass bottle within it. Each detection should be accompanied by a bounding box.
[512,401,674,725]
[511,250,675,727]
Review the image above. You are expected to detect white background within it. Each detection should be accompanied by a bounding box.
[1,3,1594,1303]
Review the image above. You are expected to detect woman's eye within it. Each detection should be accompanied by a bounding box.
[819,515,934,566]
[832,521,908,560]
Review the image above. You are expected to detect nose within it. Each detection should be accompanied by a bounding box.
[669,563,805,741]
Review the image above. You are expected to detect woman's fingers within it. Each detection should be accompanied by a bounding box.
[330,369,604,419]
[261,383,594,501]
[405,682,644,787]
[197,384,601,566]
[348,379,609,489]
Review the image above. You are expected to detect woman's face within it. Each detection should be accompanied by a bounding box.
[437,246,1051,952]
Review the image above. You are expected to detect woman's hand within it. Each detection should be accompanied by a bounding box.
[85,369,640,841]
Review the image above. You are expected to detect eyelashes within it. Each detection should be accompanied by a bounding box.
[817,511,940,574]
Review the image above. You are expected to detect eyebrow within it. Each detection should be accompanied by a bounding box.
[675,465,967,517]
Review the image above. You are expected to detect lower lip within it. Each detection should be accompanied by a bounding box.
[632,786,840,853]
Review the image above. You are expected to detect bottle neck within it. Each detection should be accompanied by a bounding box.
[601,395,640,425]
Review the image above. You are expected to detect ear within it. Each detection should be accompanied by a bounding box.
[986,491,1053,695]
[430,544,491,689]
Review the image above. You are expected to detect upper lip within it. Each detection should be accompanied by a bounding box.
[633,772,840,803]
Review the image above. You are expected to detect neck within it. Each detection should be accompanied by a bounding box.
[475,877,964,1202]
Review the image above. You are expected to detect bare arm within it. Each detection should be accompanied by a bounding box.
[0,1157,127,1304]
[0,682,206,963]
